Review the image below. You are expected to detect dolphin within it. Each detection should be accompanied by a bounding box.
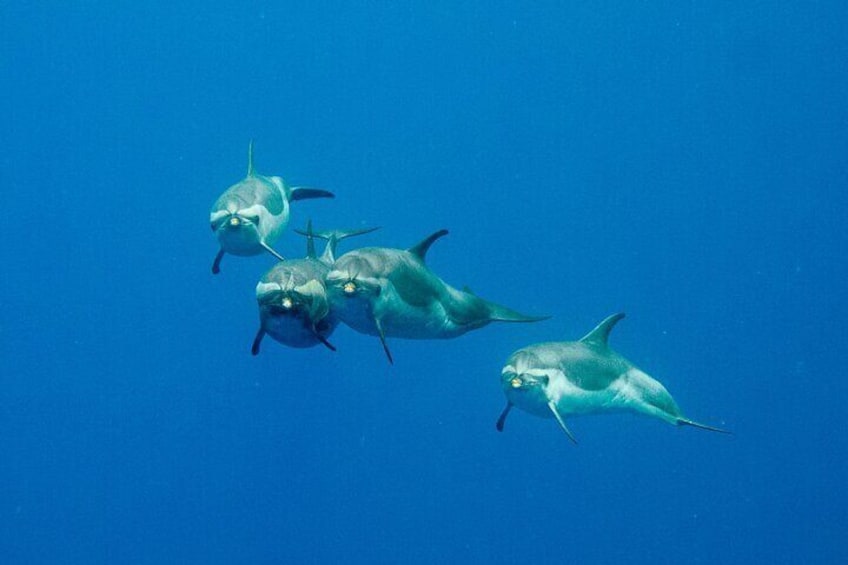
[325,229,547,364]
[209,141,334,274]
[496,313,729,443]
[252,221,378,354]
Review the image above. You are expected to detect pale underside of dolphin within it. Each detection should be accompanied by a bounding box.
[497,313,729,443]
[252,221,378,354]
[325,229,547,364]
[209,141,334,274]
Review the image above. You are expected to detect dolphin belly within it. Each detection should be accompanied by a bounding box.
[260,309,337,348]
[376,290,485,339]
[607,368,683,425]
[217,227,264,255]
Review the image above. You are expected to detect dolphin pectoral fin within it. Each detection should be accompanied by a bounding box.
[548,401,578,444]
[374,317,394,365]
[311,326,337,352]
[251,329,265,356]
[260,241,286,262]
[496,402,513,432]
[212,249,225,275]
[290,187,335,201]
[316,335,337,352]
[678,418,732,435]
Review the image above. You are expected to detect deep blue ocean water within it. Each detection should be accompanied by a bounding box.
[2,2,847,563]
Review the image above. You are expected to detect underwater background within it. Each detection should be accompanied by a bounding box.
[2,2,847,563]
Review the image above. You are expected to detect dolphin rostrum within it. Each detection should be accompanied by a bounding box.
[209,141,334,274]
[497,313,729,443]
[252,221,378,354]
[325,229,547,364]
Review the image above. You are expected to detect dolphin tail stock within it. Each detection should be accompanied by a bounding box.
[289,187,335,201]
[486,300,550,324]
[677,417,732,435]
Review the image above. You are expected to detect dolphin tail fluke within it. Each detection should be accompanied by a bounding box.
[678,418,731,435]
[290,187,335,201]
[487,302,549,324]
[212,248,225,275]
[296,224,380,263]
[496,402,512,432]
[251,328,265,356]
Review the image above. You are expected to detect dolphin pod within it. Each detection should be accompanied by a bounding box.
[253,221,379,354]
[210,142,729,442]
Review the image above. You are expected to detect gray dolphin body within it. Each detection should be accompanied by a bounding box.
[497,313,728,442]
[209,142,334,274]
[252,222,377,354]
[325,229,546,363]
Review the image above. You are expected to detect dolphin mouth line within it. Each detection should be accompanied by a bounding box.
[503,374,549,390]
[213,213,258,233]
[265,302,301,314]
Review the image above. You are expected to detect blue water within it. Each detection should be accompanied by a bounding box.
[2,2,846,563]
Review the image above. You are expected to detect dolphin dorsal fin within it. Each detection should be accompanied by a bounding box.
[246,140,256,177]
[579,312,626,348]
[408,229,449,262]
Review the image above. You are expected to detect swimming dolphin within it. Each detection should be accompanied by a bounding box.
[325,229,547,364]
[497,313,729,443]
[209,141,334,274]
[252,221,378,354]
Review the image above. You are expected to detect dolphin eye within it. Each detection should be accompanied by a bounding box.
[343,281,357,295]
[510,377,523,389]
